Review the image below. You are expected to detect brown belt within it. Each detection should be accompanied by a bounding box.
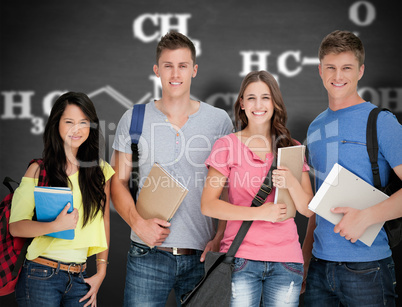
[31,257,86,273]
[156,247,197,256]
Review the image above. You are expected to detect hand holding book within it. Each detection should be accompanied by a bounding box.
[52,203,79,234]
[136,163,188,222]
[135,163,188,247]
[133,217,171,247]
[272,166,298,189]
[308,163,388,246]
[34,186,76,240]
[258,201,287,223]
[330,206,369,243]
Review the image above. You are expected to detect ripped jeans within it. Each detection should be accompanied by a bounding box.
[231,258,303,307]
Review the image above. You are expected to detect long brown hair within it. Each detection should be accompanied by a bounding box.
[43,92,106,227]
[234,70,295,154]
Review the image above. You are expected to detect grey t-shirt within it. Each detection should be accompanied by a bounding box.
[113,100,233,250]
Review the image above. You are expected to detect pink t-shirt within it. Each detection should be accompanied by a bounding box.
[205,133,308,263]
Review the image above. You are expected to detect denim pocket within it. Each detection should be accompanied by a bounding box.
[233,258,248,272]
[79,270,88,282]
[344,262,380,274]
[27,263,55,281]
[387,262,396,286]
[281,262,303,276]
[128,242,150,258]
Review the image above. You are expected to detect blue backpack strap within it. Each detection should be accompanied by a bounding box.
[129,104,145,201]
[130,104,146,145]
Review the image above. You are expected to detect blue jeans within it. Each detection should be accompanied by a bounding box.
[15,260,90,307]
[231,258,303,306]
[304,256,397,307]
[123,241,204,307]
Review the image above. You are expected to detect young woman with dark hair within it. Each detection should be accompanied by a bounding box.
[201,71,313,306]
[9,91,114,307]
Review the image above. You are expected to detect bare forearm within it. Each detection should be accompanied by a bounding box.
[111,179,139,229]
[211,219,226,245]
[9,220,61,238]
[110,178,166,244]
[212,188,228,242]
[302,214,316,262]
[100,183,110,277]
[288,183,314,217]
[364,188,402,225]
[201,197,262,221]
[216,220,226,238]
[301,214,315,293]
[202,167,286,222]
[110,150,144,231]
[290,172,314,217]
[95,250,109,278]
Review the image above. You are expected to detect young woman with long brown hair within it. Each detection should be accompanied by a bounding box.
[201,70,313,306]
[9,92,114,307]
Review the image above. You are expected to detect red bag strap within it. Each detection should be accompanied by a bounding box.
[11,159,47,278]
[28,159,48,187]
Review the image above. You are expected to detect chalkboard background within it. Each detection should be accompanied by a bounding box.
[1,0,401,306]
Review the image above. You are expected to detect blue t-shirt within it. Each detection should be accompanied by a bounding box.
[307,102,402,262]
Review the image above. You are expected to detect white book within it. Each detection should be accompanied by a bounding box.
[308,163,388,246]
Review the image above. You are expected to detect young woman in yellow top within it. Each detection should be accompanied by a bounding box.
[9,92,114,307]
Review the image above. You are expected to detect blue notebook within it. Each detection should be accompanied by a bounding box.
[34,186,75,240]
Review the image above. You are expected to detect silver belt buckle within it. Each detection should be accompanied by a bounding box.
[173,247,178,255]
[67,263,75,273]
[67,263,80,273]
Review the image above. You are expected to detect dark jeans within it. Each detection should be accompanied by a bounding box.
[123,241,204,307]
[304,256,397,307]
[15,260,90,307]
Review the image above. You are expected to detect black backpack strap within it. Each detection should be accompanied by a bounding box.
[366,108,391,190]
[252,159,277,207]
[366,108,382,189]
[225,160,277,260]
[3,177,19,194]
[12,241,30,277]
